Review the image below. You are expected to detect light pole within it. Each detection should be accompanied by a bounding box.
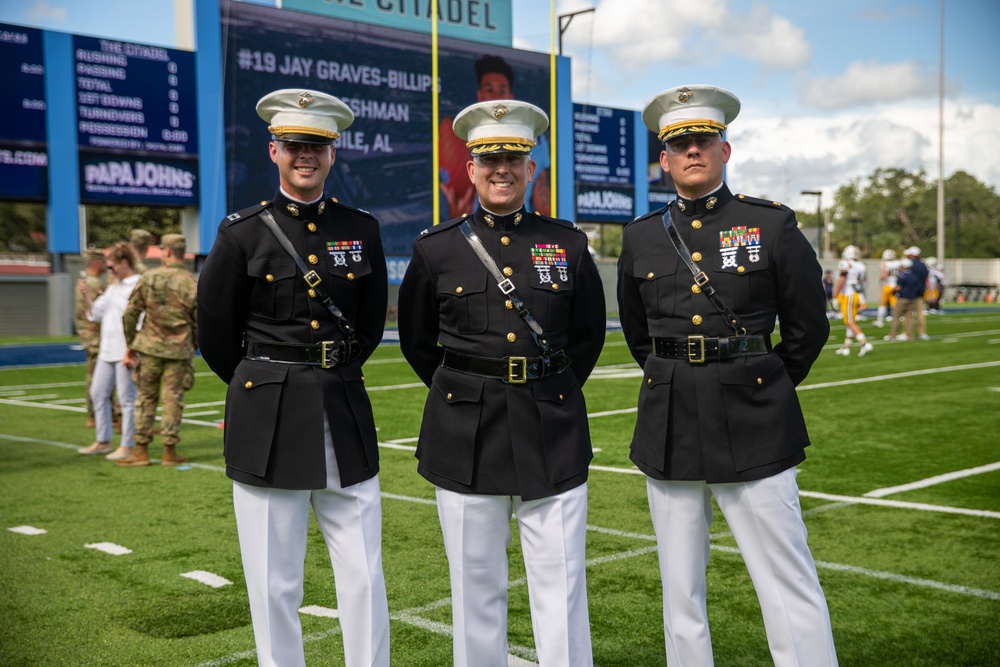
[948,197,960,257]
[558,8,596,55]
[801,190,822,258]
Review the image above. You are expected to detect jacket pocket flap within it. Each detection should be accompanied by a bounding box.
[717,354,783,387]
[247,257,296,281]
[233,360,289,389]
[437,271,488,297]
[432,369,485,403]
[634,254,678,279]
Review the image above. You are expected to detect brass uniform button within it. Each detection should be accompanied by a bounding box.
[244,381,253,389]
[738,194,746,199]
[692,220,702,229]
[308,289,317,298]
[505,299,513,310]
[265,274,274,282]
[646,271,655,279]
[260,200,268,206]
[446,392,453,400]
[507,332,517,343]
[757,377,763,385]
[310,320,320,330]
[647,377,652,386]
[737,266,745,274]
[692,284,701,294]
[456,286,464,294]
[558,394,564,400]
[551,283,559,290]
[691,251,702,262]
[308,254,318,265]
[503,267,513,277]
[772,201,781,206]
[307,222,317,232]
[347,272,355,280]
[501,236,510,246]
[331,197,339,203]
[360,374,365,383]
[692,315,703,326]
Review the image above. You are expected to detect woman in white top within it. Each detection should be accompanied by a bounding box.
[78,242,141,460]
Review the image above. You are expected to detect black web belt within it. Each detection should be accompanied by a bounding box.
[244,340,360,368]
[652,335,769,363]
[441,349,571,384]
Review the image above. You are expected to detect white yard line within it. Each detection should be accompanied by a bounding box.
[865,461,1000,498]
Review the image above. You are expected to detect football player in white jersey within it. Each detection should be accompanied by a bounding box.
[876,249,902,327]
[834,245,874,356]
[925,257,945,313]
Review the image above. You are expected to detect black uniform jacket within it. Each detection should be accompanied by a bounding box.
[617,184,829,483]
[197,191,388,489]
[398,206,606,501]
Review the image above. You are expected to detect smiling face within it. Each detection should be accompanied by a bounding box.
[270,140,335,201]
[476,72,512,102]
[659,134,731,200]
[467,152,535,215]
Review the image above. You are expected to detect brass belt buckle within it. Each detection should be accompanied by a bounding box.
[508,357,527,383]
[320,341,337,368]
[687,335,706,363]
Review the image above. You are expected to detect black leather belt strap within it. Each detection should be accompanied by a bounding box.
[245,340,360,368]
[652,335,769,363]
[259,208,357,341]
[458,220,554,355]
[441,349,571,384]
[661,205,746,336]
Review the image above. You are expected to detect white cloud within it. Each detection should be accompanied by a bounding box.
[725,100,1000,209]
[25,0,66,22]
[558,0,808,72]
[719,4,811,70]
[798,60,942,109]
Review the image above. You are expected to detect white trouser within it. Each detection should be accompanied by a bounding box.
[647,468,838,667]
[435,484,593,667]
[90,357,135,447]
[233,419,389,667]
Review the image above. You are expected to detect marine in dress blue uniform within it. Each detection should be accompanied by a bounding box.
[617,85,838,667]
[398,101,605,667]
[198,89,389,667]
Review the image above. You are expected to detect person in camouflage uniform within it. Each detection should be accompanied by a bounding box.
[119,234,197,467]
[76,249,106,428]
[130,228,153,274]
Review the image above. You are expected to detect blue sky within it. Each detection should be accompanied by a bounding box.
[2,0,997,212]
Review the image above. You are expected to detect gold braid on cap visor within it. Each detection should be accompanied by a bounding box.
[658,119,727,142]
[467,136,536,154]
[268,125,340,140]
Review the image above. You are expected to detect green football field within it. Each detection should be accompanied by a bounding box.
[2,309,998,666]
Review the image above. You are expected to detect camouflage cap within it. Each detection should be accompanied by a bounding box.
[160,233,186,254]
[131,229,153,246]
[83,248,105,261]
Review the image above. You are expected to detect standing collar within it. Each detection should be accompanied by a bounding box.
[473,206,528,231]
[273,189,330,219]
[672,183,733,216]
